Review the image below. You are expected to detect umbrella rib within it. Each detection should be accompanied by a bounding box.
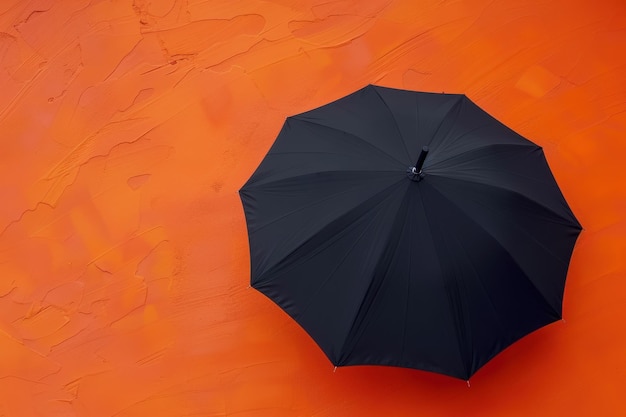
[426,132,537,168]
[427,142,537,168]
[445,220,511,368]
[305,229,371,307]
[427,96,464,150]
[427,124,490,163]
[294,195,393,326]
[428,173,579,236]
[253,179,406,285]
[335,188,412,364]
[290,117,407,168]
[243,169,401,190]
[400,196,413,363]
[245,172,400,235]
[370,86,413,163]
[425,184,563,318]
[416,187,471,379]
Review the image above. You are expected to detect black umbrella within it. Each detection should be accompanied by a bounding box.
[239,85,581,380]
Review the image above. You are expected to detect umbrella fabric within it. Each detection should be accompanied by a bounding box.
[239,85,582,380]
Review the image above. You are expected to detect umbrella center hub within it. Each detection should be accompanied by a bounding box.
[407,166,425,182]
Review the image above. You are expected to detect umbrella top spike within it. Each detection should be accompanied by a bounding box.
[415,146,430,172]
[407,146,429,182]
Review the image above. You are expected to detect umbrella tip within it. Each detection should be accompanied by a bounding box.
[333,366,338,373]
[466,380,471,388]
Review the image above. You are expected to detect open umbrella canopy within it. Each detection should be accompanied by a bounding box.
[239,85,582,380]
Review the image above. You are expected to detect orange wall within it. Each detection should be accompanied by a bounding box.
[1,0,625,415]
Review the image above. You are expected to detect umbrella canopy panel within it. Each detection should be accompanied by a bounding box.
[240,85,582,380]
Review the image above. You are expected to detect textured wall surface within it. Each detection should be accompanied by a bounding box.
[1,0,625,416]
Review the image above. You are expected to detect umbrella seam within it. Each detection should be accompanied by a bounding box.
[432,168,577,227]
[427,146,579,227]
[426,138,537,169]
[370,85,414,163]
[400,197,412,364]
[334,184,412,365]
[444,217,512,376]
[426,96,464,152]
[417,185,471,379]
[242,169,401,189]
[244,174,400,234]
[291,183,409,362]
[427,174,580,256]
[247,176,402,279]
[290,117,408,168]
[425,183,564,318]
[252,178,407,286]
